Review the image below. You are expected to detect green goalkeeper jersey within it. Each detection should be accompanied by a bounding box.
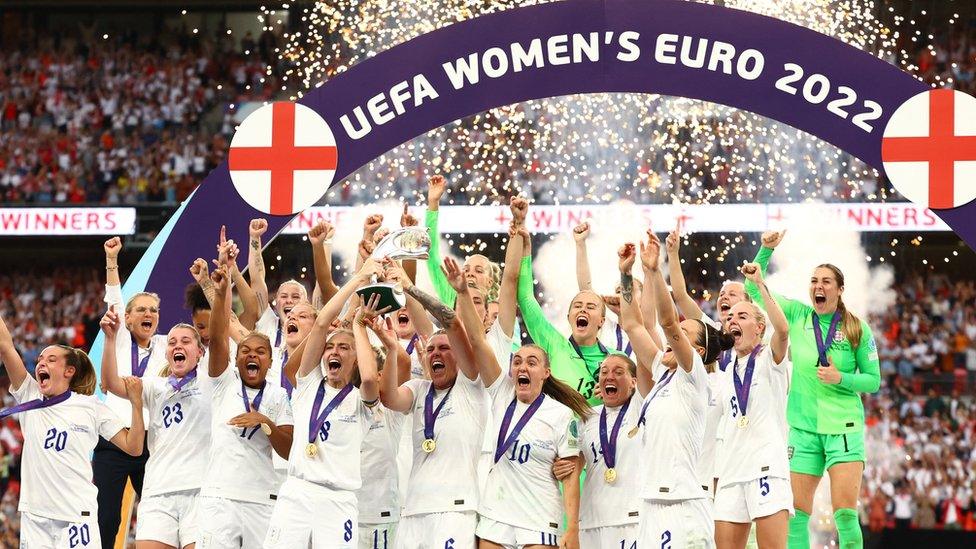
[745,246,880,435]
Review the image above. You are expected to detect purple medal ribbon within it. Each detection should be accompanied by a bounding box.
[130,340,152,378]
[494,393,545,463]
[168,368,197,392]
[307,381,353,444]
[599,394,632,470]
[405,334,419,355]
[423,383,453,441]
[280,349,293,397]
[242,380,266,412]
[812,312,841,367]
[637,368,676,426]
[274,320,283,348]
[718,349,732,372]
[733,345,763,418]
[614,325,633,356]
[0,389,71,419]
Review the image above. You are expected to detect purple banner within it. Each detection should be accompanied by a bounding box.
[130,0,967,327]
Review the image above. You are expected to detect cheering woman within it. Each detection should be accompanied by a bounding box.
[0,308,144,548]
[618,238,733,549]
[713,263,792,549]
[744,232,880,549]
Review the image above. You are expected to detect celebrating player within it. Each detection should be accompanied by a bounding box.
[100,308,209,549]
[0,309,144,548]
[745,232,880,549]
[263,259,383,548]
[713,263,792,549]
[197,266,295,548]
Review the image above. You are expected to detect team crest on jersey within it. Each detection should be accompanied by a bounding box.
[569,418,579,438]
[833,331,846,343]
[787,445,795,459]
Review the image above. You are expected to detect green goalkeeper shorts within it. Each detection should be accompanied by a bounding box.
[787,426,865,477]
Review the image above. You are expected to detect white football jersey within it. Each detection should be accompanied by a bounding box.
[286,367,372,490]
[201,366,294,505]
[579,394,644,529]
[13,377,125,522]
[639,354,709,502]
[400,373,487,516]
[357,404,405,524]
[598,314,635,358]
[480,375,578,533]
[142,374,211,497]
[699,370,728,492]
[401,335,425,380]
[255,307,282,349]
[715,345,791,487]
[104,284,168,427]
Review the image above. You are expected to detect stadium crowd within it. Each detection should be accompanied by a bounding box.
[0,23,281,205]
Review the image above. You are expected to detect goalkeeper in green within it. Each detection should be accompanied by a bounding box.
[745,230,880,549]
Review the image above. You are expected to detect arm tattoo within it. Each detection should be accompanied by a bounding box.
[250,239,260,250]
[404,286,456,328]
[620,273,634,304]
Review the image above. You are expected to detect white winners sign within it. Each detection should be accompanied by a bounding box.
[281,202,949,234]
[0,208,137,236]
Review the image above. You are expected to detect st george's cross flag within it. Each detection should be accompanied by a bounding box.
[882,89,976,210]
[229,101,338,216]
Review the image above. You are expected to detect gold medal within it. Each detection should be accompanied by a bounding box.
[422,438,436,453]
[604,468,617,484]
[627,426,639,438]
[738,416,749,429]
[260,423,272,436]
[305,443,318,458]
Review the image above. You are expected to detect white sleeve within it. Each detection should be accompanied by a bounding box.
[104,284,124,310]
[556,410,579,458]
[296,363,324,388]
[402,379,424,410]
[96,399,127,440]
[274,395,295,427]
[10,375,41,403]
[485,371,514,403]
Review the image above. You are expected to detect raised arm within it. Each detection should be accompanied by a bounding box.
[98,307,128,399]
[299,260,381,378]
[741,263,789,364]
[443,257,502,386]
[618,243,662,364]
[247,219,270,315]
[744,230,807,322]
[648,236,696,373]
[499,198,528,338]
[377,319,416,413]
[104,236,122,287]
[573,222,593,291]
[664,227,704,321]
[108,377,146,456]
[191,257,250,344]
[352,296,383,404]
[357,214,383,272]
[0,309,28,391]
[424,174,458,306]
[230,257,259,331]
[208,266,233,378]
[308,221,340,306]
[516,232,564,352]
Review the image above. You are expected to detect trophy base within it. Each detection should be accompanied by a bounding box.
[356,283,406,312]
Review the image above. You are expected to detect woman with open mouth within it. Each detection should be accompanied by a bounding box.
[97,236,169,547]
[744,231,880,549]
[263,258,383,549]
[444,251,591,549]
[378,264,490,549]
[713,263,793,549]
[100,300,210,549]
[195,266,295,549]
[617,237,734,549]
[0,309,145,548]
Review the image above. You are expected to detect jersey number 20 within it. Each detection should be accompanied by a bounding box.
[43,428,67,452]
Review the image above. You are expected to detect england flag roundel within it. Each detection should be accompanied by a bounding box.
[881,89,976,210]
[228,101,338,216]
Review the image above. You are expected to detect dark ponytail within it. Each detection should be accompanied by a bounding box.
[57,345,97,395]
[695,320,735,365]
